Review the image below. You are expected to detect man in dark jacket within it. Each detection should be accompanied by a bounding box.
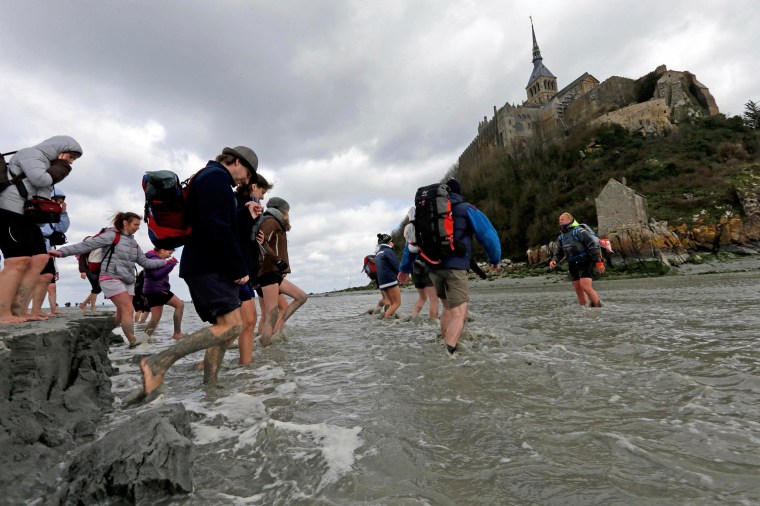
[140,145,260,394]
[549,212,605,307]
[399,179,501,356]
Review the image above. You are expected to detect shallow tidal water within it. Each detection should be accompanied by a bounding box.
[107,270,760,505]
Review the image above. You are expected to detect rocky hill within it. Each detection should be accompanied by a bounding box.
[405,113,760,267]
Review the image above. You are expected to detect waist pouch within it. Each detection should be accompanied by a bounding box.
[24,197,62,224]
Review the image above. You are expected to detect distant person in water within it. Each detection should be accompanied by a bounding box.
[139,145,258,395]
[142,247,183,340]
[549,212,605,307]
[403,206,438,319]
[257,197,308,347]
[375,233,401,319]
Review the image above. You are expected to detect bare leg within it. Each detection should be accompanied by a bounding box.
[571,280,590,306]
[30,273,54,317]
[577,278,601,306]
[145,306,164,336]
[47,282,62,314]
[425,286,439,319]
[140,309,243,394]
[442,301,468,350]
[110,292,137,346]
[237,298,256,364]
[0,256,30,323]
[272,279,308,333]
[256,296,266,336]
[411,288,427,318]
[381,285,401,319]
[12,254,49,319]
[166,296,185,339]
[259,284,280,347]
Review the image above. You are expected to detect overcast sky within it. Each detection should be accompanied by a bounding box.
[1,0,757,304]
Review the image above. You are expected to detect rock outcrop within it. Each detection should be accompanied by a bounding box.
[58,403,194,505]
[0,313,197,505]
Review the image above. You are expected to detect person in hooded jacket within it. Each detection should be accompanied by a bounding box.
[0,136,81,323]
[50,212,169,346]
[257,197,308,347]
[375,233,401,320]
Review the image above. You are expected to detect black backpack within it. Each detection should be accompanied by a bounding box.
[0,151,19,193]
[413,183,465,264]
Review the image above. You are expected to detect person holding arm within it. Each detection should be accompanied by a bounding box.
[50,212,169,346]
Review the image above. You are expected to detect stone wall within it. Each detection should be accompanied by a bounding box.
[590,98,672,136]
[595,179,649,234]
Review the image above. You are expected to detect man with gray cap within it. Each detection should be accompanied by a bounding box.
[140,145,261,395]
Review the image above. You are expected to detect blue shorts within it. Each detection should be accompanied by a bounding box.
[184,272,241,324]
[239,283,254,302]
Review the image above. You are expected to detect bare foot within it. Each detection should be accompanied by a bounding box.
[49,310,64,315]
[195,361,204,370]
[171,332,185,341]
[139,357,164,395]
[0,314,28,323]
[26,313,49,321]
[79,303,86,313]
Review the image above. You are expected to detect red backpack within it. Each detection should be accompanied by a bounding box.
[142,169,202,249]
[362,255,378,281]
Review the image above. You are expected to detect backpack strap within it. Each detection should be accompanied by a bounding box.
[103,233,121,273]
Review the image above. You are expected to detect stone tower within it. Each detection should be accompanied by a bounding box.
[525,18,557,106]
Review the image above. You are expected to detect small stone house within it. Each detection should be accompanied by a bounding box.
[595,178,648,234]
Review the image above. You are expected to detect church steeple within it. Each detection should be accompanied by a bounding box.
[525,17,557,105]
[531,16,542,63]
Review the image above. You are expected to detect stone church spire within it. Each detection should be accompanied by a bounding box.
[531,16,542,63]
[525,17,557,105]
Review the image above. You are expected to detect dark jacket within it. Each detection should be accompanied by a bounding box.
[179,161,247,280]
[552,224,602,263]
[258,213,290,277]
[375,244,400,288]
[235,193,261,282]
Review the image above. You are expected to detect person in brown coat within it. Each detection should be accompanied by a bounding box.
[257,197,307,347]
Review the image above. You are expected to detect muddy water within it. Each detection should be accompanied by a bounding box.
[107,271,760,505]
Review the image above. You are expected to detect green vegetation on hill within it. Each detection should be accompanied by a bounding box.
[437,114,760,262]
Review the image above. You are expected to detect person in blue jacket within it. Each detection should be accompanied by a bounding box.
[140,145,259,395]
[398,179,501,355]
[549,212,605,307]
[375,233,401,319]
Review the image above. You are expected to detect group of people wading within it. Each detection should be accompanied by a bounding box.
[0,136,307,397]
[1,136,606,397]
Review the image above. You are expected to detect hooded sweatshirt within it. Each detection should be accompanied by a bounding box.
[142,250,178,294]
[1,136,82,214]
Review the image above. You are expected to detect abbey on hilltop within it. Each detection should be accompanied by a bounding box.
[458,19,720,171]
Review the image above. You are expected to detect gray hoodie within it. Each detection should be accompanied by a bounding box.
[1,136,83,214]
[58,228,164,285]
